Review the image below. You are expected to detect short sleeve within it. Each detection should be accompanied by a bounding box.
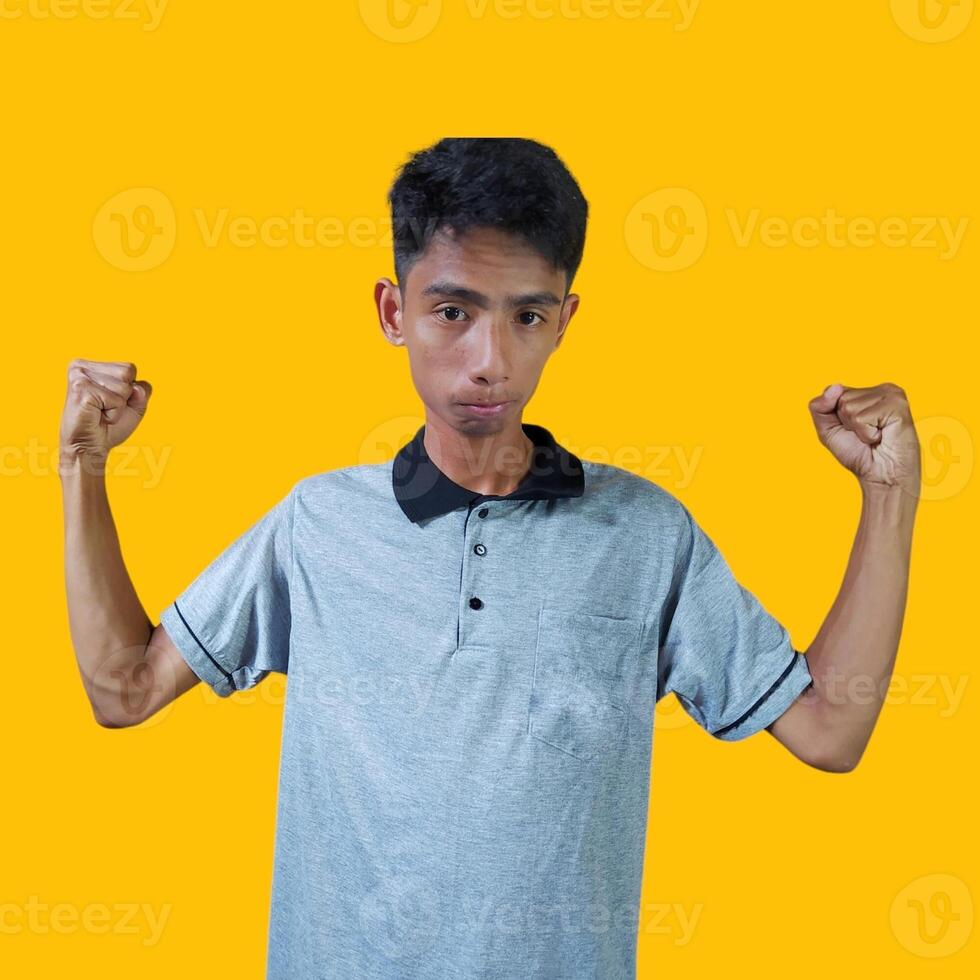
[158,485,296,698]
[656,506,814,740]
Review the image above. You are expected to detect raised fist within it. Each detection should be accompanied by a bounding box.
[60,359,153,465]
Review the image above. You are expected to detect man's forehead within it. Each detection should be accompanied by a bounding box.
[405,229,566,300]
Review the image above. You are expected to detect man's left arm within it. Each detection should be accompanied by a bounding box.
[768,382,921,773]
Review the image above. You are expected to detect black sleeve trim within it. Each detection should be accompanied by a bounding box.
[173,600,235,684]
[713,647,806,737]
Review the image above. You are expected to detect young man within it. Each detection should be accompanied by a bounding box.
[60,138,921,979]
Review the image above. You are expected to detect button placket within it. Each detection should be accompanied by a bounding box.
[457,502,491,649]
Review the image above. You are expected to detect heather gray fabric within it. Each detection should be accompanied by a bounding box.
[159,453,813,979]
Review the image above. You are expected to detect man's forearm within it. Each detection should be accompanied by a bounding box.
[804,481,918,768]
[60,453,153,726]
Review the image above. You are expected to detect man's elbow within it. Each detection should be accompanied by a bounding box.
[90,692,148,729]
[770,685,868,773]
[808,753,860,774]
[96,717,130,729]
[92,703,136,729]
[805,738,865,773]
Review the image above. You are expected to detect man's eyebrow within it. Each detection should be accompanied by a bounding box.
[420,280,563,309]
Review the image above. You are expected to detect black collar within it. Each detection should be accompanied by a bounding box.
[392,422,585,524]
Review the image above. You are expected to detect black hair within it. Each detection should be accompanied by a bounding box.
[387,137,589,296]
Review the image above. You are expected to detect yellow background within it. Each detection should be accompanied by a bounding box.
[1,1,976,976]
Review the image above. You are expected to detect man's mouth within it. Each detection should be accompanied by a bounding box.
[457,401,512,415]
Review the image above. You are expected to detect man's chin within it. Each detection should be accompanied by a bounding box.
[454,416,510,436]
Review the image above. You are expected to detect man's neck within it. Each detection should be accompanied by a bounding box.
[422,416,534,497]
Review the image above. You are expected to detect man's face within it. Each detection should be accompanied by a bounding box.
[375,225,580,437]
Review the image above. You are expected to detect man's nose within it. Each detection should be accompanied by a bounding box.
[467,320,512,386]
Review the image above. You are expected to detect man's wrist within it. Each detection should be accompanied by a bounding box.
[58,449,109,480]
[858,478,919,529]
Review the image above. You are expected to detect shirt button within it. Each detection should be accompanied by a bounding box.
[469,596,484,610]
[473,543,487,556]
[477,508,489,518]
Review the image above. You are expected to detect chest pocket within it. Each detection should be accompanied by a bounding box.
[528,606,643,761]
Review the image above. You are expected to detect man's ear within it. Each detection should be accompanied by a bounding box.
[375,278,404,346]
[554,293,580,349]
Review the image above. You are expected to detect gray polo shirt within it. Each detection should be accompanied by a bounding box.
[159,421,813,979]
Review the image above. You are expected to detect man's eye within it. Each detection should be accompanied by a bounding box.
[518,311,543,326]
[437,306,467,322]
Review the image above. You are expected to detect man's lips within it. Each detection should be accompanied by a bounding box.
[456,400,513,415]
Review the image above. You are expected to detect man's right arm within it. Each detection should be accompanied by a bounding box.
[59,359,200,728]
